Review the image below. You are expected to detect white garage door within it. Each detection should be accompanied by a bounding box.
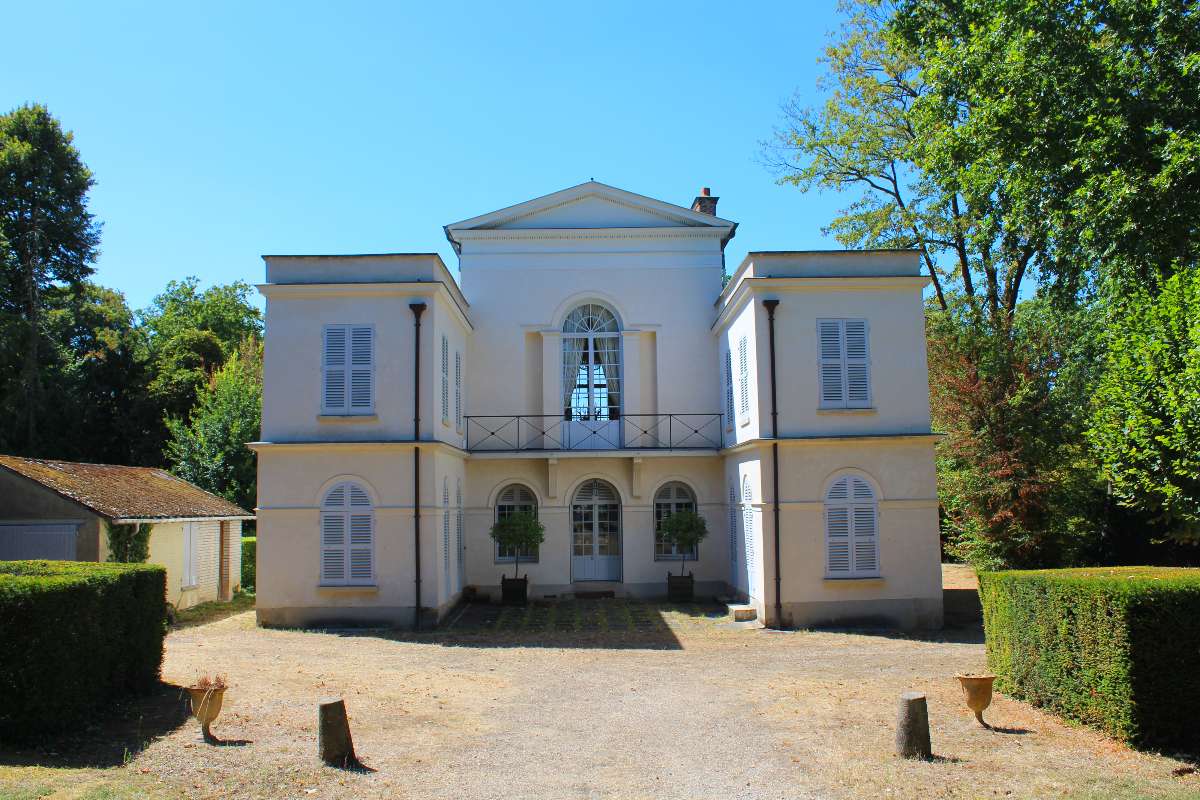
[0,523,79,560]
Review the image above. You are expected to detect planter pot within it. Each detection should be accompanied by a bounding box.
[955,674,996,728]
[187,686,225,741]
[501,576,528,605]
[667,572,695,603]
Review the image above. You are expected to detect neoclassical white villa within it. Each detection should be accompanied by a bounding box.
[251,182,943,630]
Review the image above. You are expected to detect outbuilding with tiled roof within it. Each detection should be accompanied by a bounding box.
[0,455,254,609]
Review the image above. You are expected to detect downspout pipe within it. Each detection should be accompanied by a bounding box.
[762,299,783,628]
[409,302,426,632]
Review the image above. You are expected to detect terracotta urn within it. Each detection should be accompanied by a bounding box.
[187,686,226,740]
[955,674,996,728]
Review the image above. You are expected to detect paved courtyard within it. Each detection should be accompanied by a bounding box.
[3,592,1197,800]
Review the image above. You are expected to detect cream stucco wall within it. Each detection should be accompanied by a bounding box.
[463,455,728,599]
[254,184,943,631]
[734,438,942,629]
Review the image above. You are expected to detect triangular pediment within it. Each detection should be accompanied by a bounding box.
[444,181,736,233]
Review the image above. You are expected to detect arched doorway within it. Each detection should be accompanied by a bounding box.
[571,479,622,581]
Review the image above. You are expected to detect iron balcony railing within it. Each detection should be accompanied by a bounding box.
[465,414,724,452]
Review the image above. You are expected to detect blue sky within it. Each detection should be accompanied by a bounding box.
[3,1,853,311]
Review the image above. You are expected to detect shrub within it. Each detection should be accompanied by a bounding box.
[241,535,256,591]
[0,560,166,740]
[980,567,1200,751]
[489,512,544,579]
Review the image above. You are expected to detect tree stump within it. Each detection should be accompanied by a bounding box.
[895,691,932,760]
[318,698,357,767]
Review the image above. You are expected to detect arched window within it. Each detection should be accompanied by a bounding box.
[443,478,451,585]
[562,304,621,422]
[320,481,373,586]
[742,476,757,595]
[825,475,879,578]
[654,482,697,559]
[494,484,538,562]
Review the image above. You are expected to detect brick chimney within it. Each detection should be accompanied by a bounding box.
[691,187,718,216]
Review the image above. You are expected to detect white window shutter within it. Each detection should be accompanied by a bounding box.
[349,326,374,411]
[738,337,750,418]
[825,506,851,575]
[844,320,870,407]
[852,504,878,574]
[323,326,348,412]
[321,481,374,586]
[348,513,373,582]
[818,320,845,407]
[320,513,347,584]
[441,336,449,423]
[825,475,879,578]
[443,481,450,581]
[455,352,463,430]
[724,350,735,430]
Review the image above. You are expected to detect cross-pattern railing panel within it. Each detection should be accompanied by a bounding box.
[465,414,723,452]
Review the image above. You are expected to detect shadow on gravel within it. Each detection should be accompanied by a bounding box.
[0,681,191,768]
[327,599,734,650]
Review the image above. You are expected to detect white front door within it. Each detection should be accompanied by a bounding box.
[571,480,621,582]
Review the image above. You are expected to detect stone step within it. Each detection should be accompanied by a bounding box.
[726,603,757,622]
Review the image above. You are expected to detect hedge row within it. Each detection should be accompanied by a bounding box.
[241,536,256,591]
[980,567,1200,752]
[0,560,166,740]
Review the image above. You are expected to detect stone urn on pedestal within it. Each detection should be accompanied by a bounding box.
[187,675,228,742]
[955,673,996,728]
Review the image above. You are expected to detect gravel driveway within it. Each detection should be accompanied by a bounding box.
[3,597,1195,800]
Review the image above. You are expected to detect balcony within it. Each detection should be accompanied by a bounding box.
[464,414,724,453]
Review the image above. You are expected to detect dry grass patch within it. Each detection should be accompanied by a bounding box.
[3,604,1198,800]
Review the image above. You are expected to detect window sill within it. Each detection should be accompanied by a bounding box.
[495,560,540,566]
[816,408,877,416]
[317,585,379,595]
[181,584,199,591]
[823,576,884,584]
[654,556,699,562]
[317,414,378,423]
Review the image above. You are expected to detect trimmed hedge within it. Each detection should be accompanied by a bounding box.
[241,536,256,591]
[0,560,166,740]
[980,567,1200,751]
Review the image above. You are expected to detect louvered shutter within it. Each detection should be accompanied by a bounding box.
[321,482,373,585]
[323,326,348,412]
[825,476,879,577]
[441,336,449,423]
[443,481,451,582]
[738,337,750,420]
[818,320,845,407]
[844,320,871,407]
[455,352,462,430]
[852,504,878,574]
[724,350,735,431]
[320,512,347,583]
[349,326,374,411]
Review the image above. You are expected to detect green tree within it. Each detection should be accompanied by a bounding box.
[930,297,1102,568]
[165,342,262,511]
[767,0,1095,567]
[659,510,709,576]
[488,512,545,580]
[892,0,1200,296]
[1089,269,1200,540]
[0,104,101,452]
[141,278,262,424]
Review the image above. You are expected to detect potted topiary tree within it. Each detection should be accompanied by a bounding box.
[489,511,544,605]
[659,510,708,602]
